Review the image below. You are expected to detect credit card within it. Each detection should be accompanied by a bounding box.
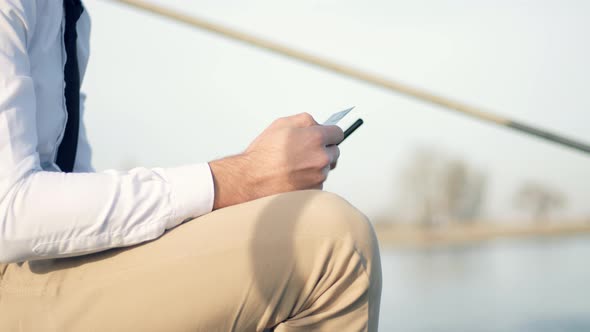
[322,106,355,126]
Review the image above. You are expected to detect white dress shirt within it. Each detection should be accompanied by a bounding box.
[0,0,215,263]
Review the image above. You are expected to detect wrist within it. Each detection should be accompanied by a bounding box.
[209,154,257,210]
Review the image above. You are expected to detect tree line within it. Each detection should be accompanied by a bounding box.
[393,147,566,226]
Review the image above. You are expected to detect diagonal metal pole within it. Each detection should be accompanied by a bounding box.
[108,0,590,155]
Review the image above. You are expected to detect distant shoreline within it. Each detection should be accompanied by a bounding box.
[374,220,590,248]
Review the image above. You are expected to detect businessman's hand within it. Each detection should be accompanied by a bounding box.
[209,113,344,210]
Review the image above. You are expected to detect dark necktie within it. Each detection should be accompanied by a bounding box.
[56,0,84,173]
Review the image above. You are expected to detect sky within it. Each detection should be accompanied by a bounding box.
[81,0,590,221]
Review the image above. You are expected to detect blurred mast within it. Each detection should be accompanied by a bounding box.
[108,0,590,155]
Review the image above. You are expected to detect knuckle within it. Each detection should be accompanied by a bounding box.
[273,117,287,126]
[299,112,313,120]
[318,171,328,183]
[316,151,331,169]
[333,146,341,159]
[311,170,327,185]
[298,112,315,125]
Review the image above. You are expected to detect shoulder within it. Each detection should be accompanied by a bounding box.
[0,0,38,44]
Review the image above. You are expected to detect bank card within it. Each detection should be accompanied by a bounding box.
[322,107,355,126]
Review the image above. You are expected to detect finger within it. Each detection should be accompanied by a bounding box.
[325,145,340,168]
[312,183,324,190]
[330,160,338,170]
[289,112,318,128]
[320,125,345,146]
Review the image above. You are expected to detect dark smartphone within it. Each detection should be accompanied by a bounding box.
[339,118,363,145]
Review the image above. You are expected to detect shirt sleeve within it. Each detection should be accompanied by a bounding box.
[0,2,215,263]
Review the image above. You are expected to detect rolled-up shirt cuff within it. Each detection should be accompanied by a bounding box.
[162,162,215,229]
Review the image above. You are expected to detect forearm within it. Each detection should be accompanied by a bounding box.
[0,162,213,263]
[209,155,257,210]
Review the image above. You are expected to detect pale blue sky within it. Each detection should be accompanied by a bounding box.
[82,0,590,220]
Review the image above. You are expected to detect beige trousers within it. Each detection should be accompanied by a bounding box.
[0,190,381,331]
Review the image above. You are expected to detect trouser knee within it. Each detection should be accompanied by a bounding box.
[268,190,382,291]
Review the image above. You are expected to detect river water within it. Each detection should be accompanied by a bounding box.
[379,235,590,331]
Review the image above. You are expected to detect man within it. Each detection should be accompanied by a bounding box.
[0,1,381,331]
